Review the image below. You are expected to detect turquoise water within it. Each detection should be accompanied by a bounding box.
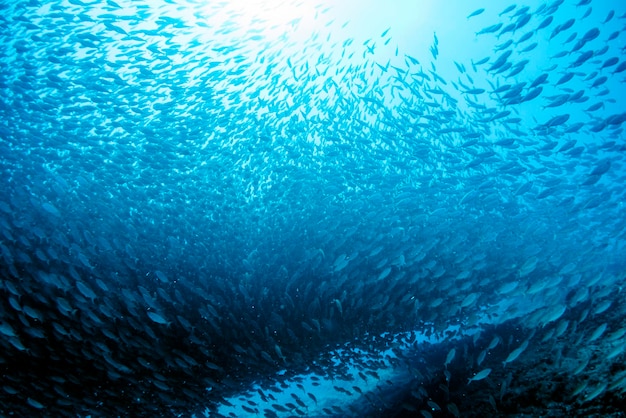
[1,0,625,416]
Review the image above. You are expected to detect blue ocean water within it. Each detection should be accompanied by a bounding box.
[0,0,625,416]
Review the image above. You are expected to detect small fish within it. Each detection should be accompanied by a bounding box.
[42,202,61,217]
[569,50,594,68]
[498,23,517,38]
[515,13,531,31]
[536,16,553,31]
[520,42,538,53]
[584,383,608,403]
[468,368,492,384]
[155,270,169,283]
[585,102,603,112]
[147,311,169,325]
[564,31,578,44]
[488,336,501,350]
[581,27,600,43]
[544,114,570,127]
[477,23,503,36]
[522,86,543,102]
[590,159,611,176]
[600,57,619,69]
[445,348,456,367]
[495,40,513,51]
[0,322,17,338]
[530,73,549,88]
[591,76,608,88]
[556,72,575,85]
[27,398,45,409]
[473,57,490,66]
[607,31,620,42]
[499,4,516,16]
[516,31,533,44]
[613,61,626,74]
[467,8,485,19]
[76,281,97,301]
[503,340,529,366]
[588,323,608,342]
[595,45,609,56]
[463,88,485,95]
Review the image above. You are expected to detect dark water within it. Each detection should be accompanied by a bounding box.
[1,0,625,416]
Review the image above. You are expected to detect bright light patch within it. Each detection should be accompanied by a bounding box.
[224,0,314,27]
[205,0,327,43]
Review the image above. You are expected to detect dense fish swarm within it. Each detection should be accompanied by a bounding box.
[1,0,625,416]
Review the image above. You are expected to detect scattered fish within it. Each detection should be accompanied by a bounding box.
[0,1,624,416]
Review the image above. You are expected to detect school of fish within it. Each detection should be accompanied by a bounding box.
[0,0,625,416]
